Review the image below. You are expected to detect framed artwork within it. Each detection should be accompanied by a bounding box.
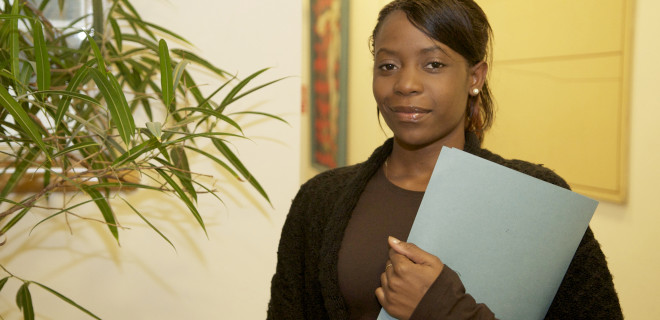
[309,0,349,169]
[480,0,633,203]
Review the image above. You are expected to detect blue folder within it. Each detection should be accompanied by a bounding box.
[378,147,597,320]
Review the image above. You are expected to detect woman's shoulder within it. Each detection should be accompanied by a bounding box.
[473,147,571,190]
[297,163,364,196]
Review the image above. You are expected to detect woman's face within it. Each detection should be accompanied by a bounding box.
[372,10,484,150]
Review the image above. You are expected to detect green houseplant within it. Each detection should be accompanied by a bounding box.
[0,0,286,318]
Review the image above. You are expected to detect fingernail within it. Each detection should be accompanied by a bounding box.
[389,236,401,244]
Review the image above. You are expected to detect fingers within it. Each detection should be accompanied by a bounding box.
[376,264,390,307]
[377,237,445,320]
[377,261,416,320]
[388,236,443,267]
[375,286,387,307]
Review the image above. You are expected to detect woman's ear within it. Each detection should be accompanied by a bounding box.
[470,61,488,92]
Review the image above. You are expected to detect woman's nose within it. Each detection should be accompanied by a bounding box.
[394,67,423,95]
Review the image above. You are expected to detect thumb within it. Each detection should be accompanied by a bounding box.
[388,236,435,265]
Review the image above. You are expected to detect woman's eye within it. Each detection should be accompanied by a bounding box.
[379,64,397,71]
[426,61,444,69]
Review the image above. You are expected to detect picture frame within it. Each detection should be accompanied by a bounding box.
[309,0,349,169]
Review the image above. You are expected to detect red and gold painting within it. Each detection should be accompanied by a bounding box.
[310,0,349,169]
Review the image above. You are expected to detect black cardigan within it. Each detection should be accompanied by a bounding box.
[268,133,622,319]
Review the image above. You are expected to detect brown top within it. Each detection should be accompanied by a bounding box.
[337,165,424,319]
[337,164,496,319]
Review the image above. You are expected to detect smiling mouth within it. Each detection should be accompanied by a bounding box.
[391,106,431,114]
[389,106,430,121]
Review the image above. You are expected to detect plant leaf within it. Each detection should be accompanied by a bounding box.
[146,121,162,141]
[158,39,174,110]
[172,59,189,92]
[112,138,160,166]
[191,178,224,205]
[92,0,104,41]
[41,90,101,106]
[0,277,9,292]
[0,14,32,20]
[53,141,98,158]
[89,68,136,145]
[155,168,206,236]
[85,32,106,74]
[18,60,34,92]
[171,49,230,78]
[212,139,270,204]
[33,20,51,94]
[120,197,176,251]
[120,33,159,52]
[0,147,40,200]
[228,76,288,106]
[228,111,289,125]
[32,281,102,320]
[181,70,205,106]
[161,131,244,146]
[16,283,35,320]
[118,0,144,22]
[114,3,156,41]
[0,206,31,236]
[189,77,235,130]
[184,145,242,181]
[42,160,52,194]
[0,69,19,82]
[87,183,159,193]
[218,68,269,111]
[169,147,195,201]
[9,0,21,95]
[108,72,136,140]
[109,17,123,51]
[0,65,50,158]
[178,107,243,134]
[157,146,171,162]
[54,60,94,127]
[120,16,190,45]
[29,199,97,234]
[81,185,119,243]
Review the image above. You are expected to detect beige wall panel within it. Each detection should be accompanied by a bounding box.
[479,0,631,202]
[479,0,625,60]
[485,56,622,192]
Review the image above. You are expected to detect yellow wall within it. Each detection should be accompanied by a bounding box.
[346,0,393,165]
[588,0,660,317]
[322,0,660,318]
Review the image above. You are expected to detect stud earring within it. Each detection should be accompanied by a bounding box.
[472,88,479,95]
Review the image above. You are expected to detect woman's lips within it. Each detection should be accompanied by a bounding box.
[389,106,430,121]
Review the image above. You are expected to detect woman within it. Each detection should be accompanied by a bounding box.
[268,0,622,319]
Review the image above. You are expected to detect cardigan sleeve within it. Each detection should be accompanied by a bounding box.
[410,266,496,320]
[267,185,310,319]
[544,227,623,319]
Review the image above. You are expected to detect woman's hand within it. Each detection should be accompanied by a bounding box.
[375,236,444,320]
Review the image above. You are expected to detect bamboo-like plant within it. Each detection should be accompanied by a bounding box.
[0,0,286,318]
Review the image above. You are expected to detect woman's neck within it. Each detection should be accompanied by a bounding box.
[385,133,465,192]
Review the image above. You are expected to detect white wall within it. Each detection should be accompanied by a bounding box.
[0,0,301,319]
